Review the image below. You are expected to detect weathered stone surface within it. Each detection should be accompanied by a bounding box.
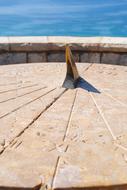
[72,52,80,62]
[100,37,127,52]
[0,53,27,65]
[80,52,100,63]
[7,36,103,52]
[47,52,80,62]
[0,139,5,147]
[83,63,127,145]
[101,37,127,45]
[0,36,124,52]
[9,36,48,44]
[0,89,76,189]
[47,52,65,62]
[101,53,127,65]
[47,36,102,43]
[101,53,120,65]
[0,37,9,51]
[0,37,127,65]
[0,63,126,189]
[119,54,127,65]
[3,94,63,150]
[28,53,47,63]
[8,36,48,52]
[53,86,127,189]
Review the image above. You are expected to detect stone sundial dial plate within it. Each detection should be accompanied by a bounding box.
[0,62,127,190]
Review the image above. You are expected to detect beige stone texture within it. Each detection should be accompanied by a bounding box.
[0,63,126,189]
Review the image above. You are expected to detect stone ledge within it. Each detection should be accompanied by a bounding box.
[0,37,127,65]
[0,37,9,51]
[0,36,127,52]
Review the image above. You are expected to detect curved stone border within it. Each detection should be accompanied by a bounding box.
[0,36,127,65]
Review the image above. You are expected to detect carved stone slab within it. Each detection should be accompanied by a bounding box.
[0,63,126,190]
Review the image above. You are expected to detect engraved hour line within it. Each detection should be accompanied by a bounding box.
[90,92,116,141]
[90,92,127,152]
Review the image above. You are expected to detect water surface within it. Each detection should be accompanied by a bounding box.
[0,0,127,36]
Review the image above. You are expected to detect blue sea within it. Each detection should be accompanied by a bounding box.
[0,0,127,37]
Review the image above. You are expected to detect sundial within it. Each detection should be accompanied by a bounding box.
[0,46,127,190]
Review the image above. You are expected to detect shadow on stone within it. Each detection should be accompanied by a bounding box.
[76,77,101,94]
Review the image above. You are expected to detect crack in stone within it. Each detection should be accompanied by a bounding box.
[51,89,78,190]
[89,92,127,153]
[0,86,47,104]
[82,63,94,74]
[63,90,78,142]
[89,92,116,141]
[0,88,56,120]
[14,141,22,149]
[0,88,67,155]
[0,83,38,94]
[0,82,18,86]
